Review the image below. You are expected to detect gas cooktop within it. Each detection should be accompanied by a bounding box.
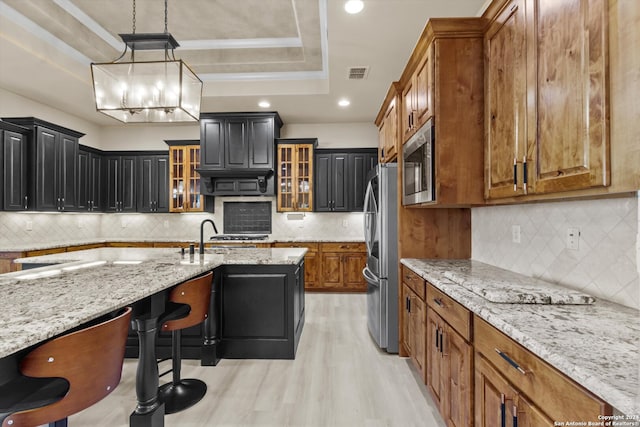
[209,234,269,241]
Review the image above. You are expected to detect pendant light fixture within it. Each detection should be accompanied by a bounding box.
[90,0,202,123]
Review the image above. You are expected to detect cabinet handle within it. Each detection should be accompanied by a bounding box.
[513,405,518,427]
[500,394,506,427]
[522,155,528,194]
[513,157,518,191]
[435,328,439,351]
[406,296,411,313]
[439,328,444,354]
[495,348,527,375]
[61,198,64,211]
[433,298,444,308]
[24,195,28,210]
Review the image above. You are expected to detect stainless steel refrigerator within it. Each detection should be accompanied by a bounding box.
[363,163,398,353]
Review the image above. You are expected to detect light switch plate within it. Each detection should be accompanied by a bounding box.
[512,225,521,244]
[566,227,580,250]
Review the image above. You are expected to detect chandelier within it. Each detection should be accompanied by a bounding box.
[90,0,202,123]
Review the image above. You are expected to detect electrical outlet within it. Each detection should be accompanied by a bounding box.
[342,219,349,228]
[566,227,580,250]
[512,225,521,244]
[25,220,33,231]
[164,220,169,228]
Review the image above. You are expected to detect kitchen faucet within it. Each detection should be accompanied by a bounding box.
[199,219,219,255]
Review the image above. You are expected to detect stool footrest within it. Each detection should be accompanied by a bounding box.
[158,379,207,414]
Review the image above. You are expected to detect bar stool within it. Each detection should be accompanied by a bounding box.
[0,307,132,427]
[158,271,213,414]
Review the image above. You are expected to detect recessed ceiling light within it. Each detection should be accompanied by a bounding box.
[258,101,271,108]
[338,99,351,107]
[344,0,364,14]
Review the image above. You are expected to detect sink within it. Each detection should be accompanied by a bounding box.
[442,265,595,305]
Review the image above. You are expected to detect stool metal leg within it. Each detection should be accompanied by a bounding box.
[158,330,207,414]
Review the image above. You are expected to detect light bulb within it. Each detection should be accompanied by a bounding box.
[344,0,364,14]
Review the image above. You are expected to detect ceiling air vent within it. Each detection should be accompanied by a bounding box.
[347,66,369,80]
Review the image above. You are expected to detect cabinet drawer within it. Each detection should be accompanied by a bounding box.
[474,316,611,421]
[427,283,472,342]
[321,242,365,252]
[273,242,319,252]
[401,265,425,300]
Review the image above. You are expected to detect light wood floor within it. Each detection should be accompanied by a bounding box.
[71,293,445,427]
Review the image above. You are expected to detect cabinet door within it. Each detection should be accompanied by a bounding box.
[514,394,554,427]
[156,155,169,212]
[295,145,313,211]
[304,250,319,288]
[120,156,137,212]
[331,153,349,211]
[59,134,78,211]
[415,44,434,125]
[348,151,377,212]
[410,292,425,375]
[137,156,157,213]
[90,153,102,211]
[3,131,28,210]
[384,102,398,160]
[248,117,273,168]
[475,354,517,427]
[225,118,249,168]
[426,308,443,406]
[402,80,415,140]
[314,153,332,211]
[533,0,609,193]
[485,0,529,199]
[104,156,120,211]
[201,119,224,168]
[378,120,386,162]
[77,150,90,210]
[35,127,59,211]
[321,252,343,287]
[445,325,473,427]
[343,252,366,290]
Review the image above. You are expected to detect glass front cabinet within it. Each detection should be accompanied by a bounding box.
[168,143,204,212]
[276,139,317,212]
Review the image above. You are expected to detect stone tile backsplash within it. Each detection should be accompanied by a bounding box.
[472,193,640,309]
[0,196,365,249]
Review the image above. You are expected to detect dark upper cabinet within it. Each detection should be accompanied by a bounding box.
[78,147,102,211]
[314,149,377,212]
[349,151,378,212]
[104,155,137,212]
[1,122,28,211]
[200,112,282,170]
[137,154,169,213]
[2,118,84,212]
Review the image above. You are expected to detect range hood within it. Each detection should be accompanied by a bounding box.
[196,168,274,195]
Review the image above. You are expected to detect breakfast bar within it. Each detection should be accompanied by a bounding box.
[0,247,307,427]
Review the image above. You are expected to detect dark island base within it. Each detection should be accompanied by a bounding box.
[125,261,305,363]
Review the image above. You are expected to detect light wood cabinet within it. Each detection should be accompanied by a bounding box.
[168,144,205,212]
[426,282,473,427]
[400,266,426,378]
[375,82,401,163]
[474,316,611,424]
[484,0,610,200]
[276,139,316,212]
[317,242,366,292]
[402,45,434,141]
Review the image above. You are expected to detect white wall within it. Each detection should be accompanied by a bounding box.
[0,87,102,148]
[99,123,200,151]
[281,122,378,148]
[472,193,640,310]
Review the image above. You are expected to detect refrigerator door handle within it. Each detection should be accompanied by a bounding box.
[363,179,377,256]
[363,267,380,287]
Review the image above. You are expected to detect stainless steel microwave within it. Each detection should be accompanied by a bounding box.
[402,118,434,205]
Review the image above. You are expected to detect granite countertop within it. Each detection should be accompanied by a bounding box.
[0,247,306,359]
[0,237,364,252]
[401,258,640,416]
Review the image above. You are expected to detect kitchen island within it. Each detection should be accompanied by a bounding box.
[402,258,640,418]
[0,246,306,426]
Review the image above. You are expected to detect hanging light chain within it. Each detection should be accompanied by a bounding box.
[164,0,168,34]
[132,0,136,34]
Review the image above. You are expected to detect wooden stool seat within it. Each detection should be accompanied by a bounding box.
[158,272,213,414]
[0,307,131,427]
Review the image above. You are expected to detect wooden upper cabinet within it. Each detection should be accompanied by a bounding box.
[169,145,205,212]
[401,45,434,141]
[533,0,609,193]
[484,0,610,200]
[485,0,529,199]
[375,82,401,163]
[276,139,316,212]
